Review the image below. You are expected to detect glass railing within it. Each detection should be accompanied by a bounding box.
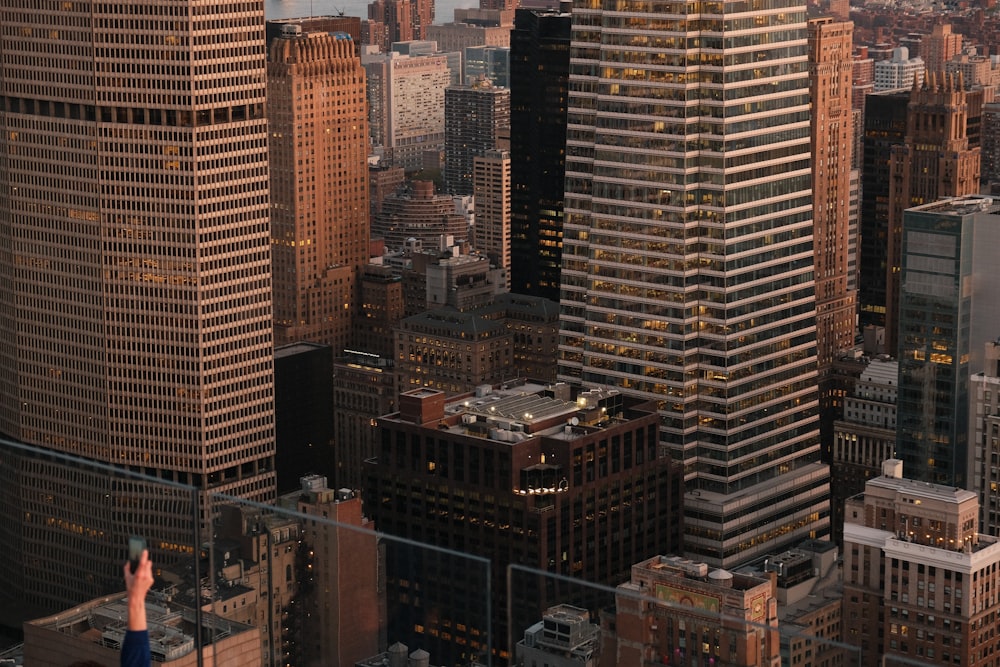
[0,436,937,667]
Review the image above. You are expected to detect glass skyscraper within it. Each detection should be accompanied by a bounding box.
[559,0,830,566]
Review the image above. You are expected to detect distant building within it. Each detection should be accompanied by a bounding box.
[920,24,964,76]
[843,458,1000,667]
[268,27,371,351]
[362,50,451,171]
[810,17,860,475]
[333,349,397,491]
[444,83,510,196]
[859,90,910,331]
[831,358,898,544]
[367,0,414,52]
[366,381,682,665]
[464,45,510,87]
[873,47,925,91]
[516,605,600,667]
[509,7,571,303]
[884,75,981,357]
[24,594,261,666]
[394,292,559,395]
[473,149,513,285]
[373,180,470,250]
[602,555,780,667]
[897,197,1000,487]
[426,9,513,53]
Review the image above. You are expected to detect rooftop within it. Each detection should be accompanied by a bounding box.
[908,195,1000,217]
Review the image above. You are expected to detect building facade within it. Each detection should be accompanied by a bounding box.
[809,16,859,474]
[896,197,1000,488]
[509,7,572,303]
[366,382,682,664]
[444,83,510,196]
[604,555,780,667]
[268,28,371,352]
[0,0,276,616]
[362,50,451,171]
[831,358,898,544]
[279,476,384,667]
[858,90,910,331]
[843,458,1000,667]
[970,341,1000,536]
[560,0,830,567]
[873,47,925,91]
[373,180,470,250]
[885,74,981,358]
[473,148,512,286]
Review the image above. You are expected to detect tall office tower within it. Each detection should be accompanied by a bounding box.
[831,358,898,543]
[884,74,981,357]
[366,382,682,665]
[843,458,1000,667]
[809,17,858,465]
[367,0,414,52]
[268,28,371,352]
[560,0,830,568]
[971,341,1000,535]
[509,7,571,302]
[0,0,276,616]
[921,23,964,76]
[362,49,451,171]
[897,197,1000,488]
[473,149,512,285]
[859,90,910,331]
[444,82,510,195]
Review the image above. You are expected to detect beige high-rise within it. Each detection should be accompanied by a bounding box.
[0,0,276,615]
[268,26,371,352]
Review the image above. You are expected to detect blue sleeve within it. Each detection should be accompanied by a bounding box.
[121,629,151,667]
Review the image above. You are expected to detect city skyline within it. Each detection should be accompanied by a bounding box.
[6,0,1000,664]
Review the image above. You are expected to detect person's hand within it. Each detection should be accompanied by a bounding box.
[124,549,154,599]
[123,549,153,631]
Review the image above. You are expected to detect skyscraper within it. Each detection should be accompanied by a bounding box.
[0,0,275,614]
[885,73,981,356]
[809,16,858,464]
[858,90,909,334]
[897,196,1000,488]
[443,82,510,196]
[268,26,371,352]
[509,7,571,303]
[560,0,830,568]
[473,148,512,285]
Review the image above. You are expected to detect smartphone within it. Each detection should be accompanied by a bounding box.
[128,535,147,574]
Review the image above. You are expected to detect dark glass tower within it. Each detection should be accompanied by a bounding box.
[509,7,571,302]
[858,90,909,332]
